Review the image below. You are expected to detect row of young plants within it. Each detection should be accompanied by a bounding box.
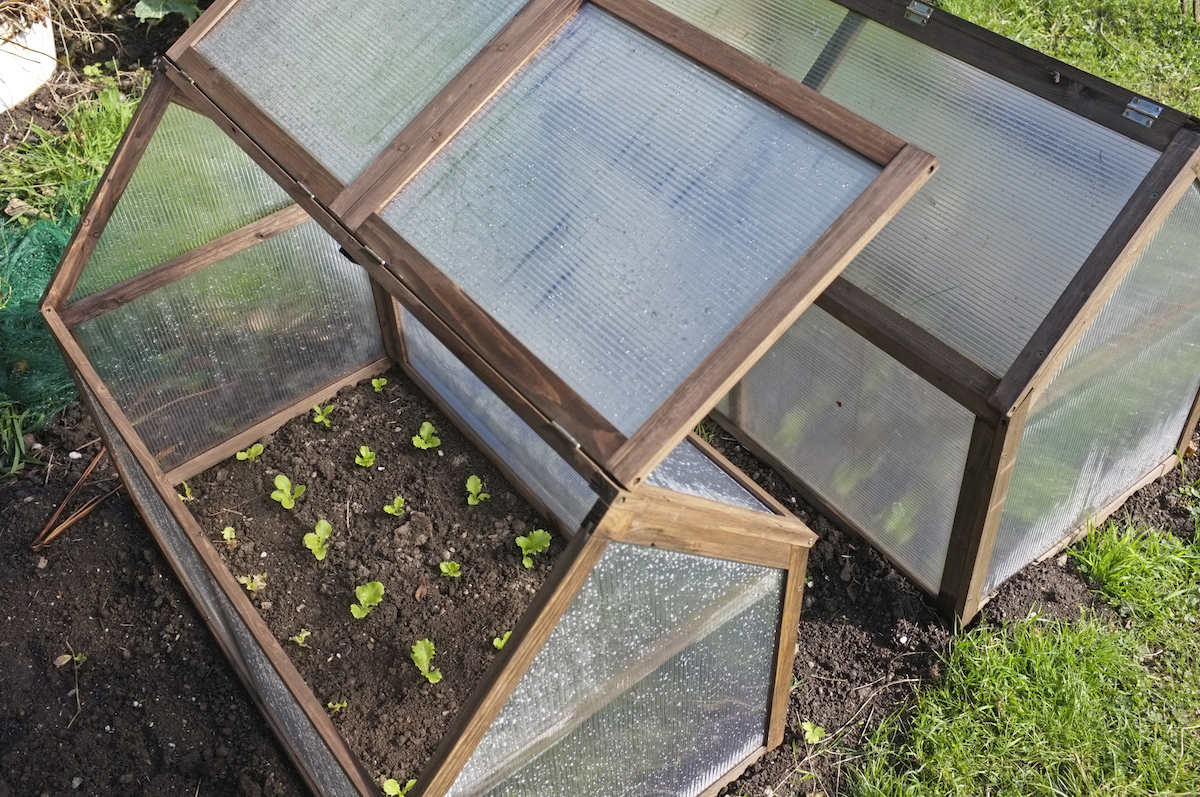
[198,396,553,794]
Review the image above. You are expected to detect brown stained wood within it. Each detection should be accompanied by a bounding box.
[370,278,407,365]
[165,0,241,60]
[815,277,1001,424]
[162,357,391,486]
[45,308,379,795]
[1178,383,1200,454]
[695,747,768,797]
[59,205,310,328]
[170,49,344,204]
[768,545,808,749]
[335,0,581,226]
[992,129,1200,416]
[938,395,1032,622]
[41,74,177,309]
[594,0,904,166]
[357,214,627,462]
[413,529,614,797]
[608,144,938,488]
[834,0,1192,151]
[685,431,794,516]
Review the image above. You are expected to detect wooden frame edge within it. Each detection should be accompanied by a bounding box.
[685,431,794,517]
[768,545,807,749]
[696,746,769,797]
[370,279,406,365]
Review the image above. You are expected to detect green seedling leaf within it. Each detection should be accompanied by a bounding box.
[801,721,826,745]
[382,779,416,796]
[290,629,311,647]
[439,561,461,578]
[220,526,237,548]
[73,652,87,665]
[237,573,267,593]
[383,495,406,516]
[270,473,305,510]
[372,378,388,393]
[177,481,194,502]
[134,0,201,24]
[465,474,490,506]
[355,445,376,468]
[236,442,263,462]
[516,529,552,569]
[411,638,442,684]
[412,421,441,450]
[327,700,347,712]
[493,631,511,650]
[312,404,334,428]
[305,519,332,561]
[351,581,385,619]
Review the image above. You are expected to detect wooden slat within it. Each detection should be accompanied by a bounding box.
[937,395,1032,622]
[165,0,241,60]
[335,0,581,226]
[833,0,1193,151]
[696,746,769,797]
[413,528,614,797]
[370,278,407,365]
[42,74,177,309]
[992,130,1200,415]
[594,0,904,166]
[685,431,794,516]
[59,205,310,327]
[815,277,1001,424]
[607,144,938,487]
[1178,383,1200,454]
[162,357,391,486]
[767,545,807,749]
[43,306,379,796]
[357,215,628,463]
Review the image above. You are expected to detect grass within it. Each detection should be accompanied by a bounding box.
[943,0,1200,115]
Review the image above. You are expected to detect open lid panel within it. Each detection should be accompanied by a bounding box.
[157,0,937,491]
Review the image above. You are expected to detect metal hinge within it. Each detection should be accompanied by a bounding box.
[904,1,933,25]
[551,421,581,450]
[1123,97,1163,127]
[362,247,385,266]
[296,181,316,201]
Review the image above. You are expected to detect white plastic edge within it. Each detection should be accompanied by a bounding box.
[1,16,57,113]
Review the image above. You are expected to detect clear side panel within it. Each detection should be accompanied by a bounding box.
[448,542,782,797]
[71,104,294,301]
[724,307,974,592]
[400,309,599,531]
[382,5,879,435]
[194,0,528,185]
[75,220,384,471]
[79,381,359,797]
[647,440,771,513]
[986,182,1200,593]
[656,0,1160,373]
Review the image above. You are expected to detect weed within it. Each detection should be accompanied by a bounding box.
[412,421,440,450]
[411,638,442,684]
[383,495,406,516]
[53,652,87,667]
[237,574,266,593]
[312,404,334,428]
[465,474,489,505]
[692,422,716,445]
[493,631,511,650]
[220,526,237,548]
[304,520,332,561]
[0,401,43,476]
[270,474,305,510]
[355,446,376,467]
[382,779,416,796]
[235,442,263,463]
[800,721,826,745]
[351,581,384,619]
[439,561,461,578]
[133,0,201,25]
[372,378,388,393]
[516,529,552,569]
[327,700,346,712]
[290,629,311,647]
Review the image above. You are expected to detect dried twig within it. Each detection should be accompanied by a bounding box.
[64,639,82,730]
[31,446,106,548]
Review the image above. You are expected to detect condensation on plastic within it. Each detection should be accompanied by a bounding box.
[651,0,1160,374]
[401,309,599,531]
[448,542,782,797]
[986,182,1200,593]
[383,5,879,435]
[71,104,294,302]
[75,220,383,471]
[194,0,528,185]
[646,440,771,513]
[717,307,973,592]
[78,381,359,797]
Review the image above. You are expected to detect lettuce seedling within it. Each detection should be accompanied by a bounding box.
[177,481,194,502]
[312,404,334,428]
[355,445,376,467]
[271,474,305,509]
[465,475,489,505]
[236,442,264,462]
[305,519,332,561]
[221,526,237,548]
[327,700,347,712]
[383,779,416,796]
[237,573,267,593]
[351,581,384,619]
[412,421,440,450]
[493,631,511,650]
[383,495,406,516]
[439,561,461,578]
[290,629,311,647]
[516,529,552,568]
[372,378,388,393]
[411,638,442,684]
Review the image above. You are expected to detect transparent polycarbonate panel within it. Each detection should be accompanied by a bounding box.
[986,183,1200,593]
[402,309,599,531]
[71,104,293,301]
[724,307,974,592]
[75,221,383,470]
[79,382,358,797]
[195,0,527,185]
[383,5,879,435]
[662,0,1160,373]
[647,440,772,513]
[449,543,783,797]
